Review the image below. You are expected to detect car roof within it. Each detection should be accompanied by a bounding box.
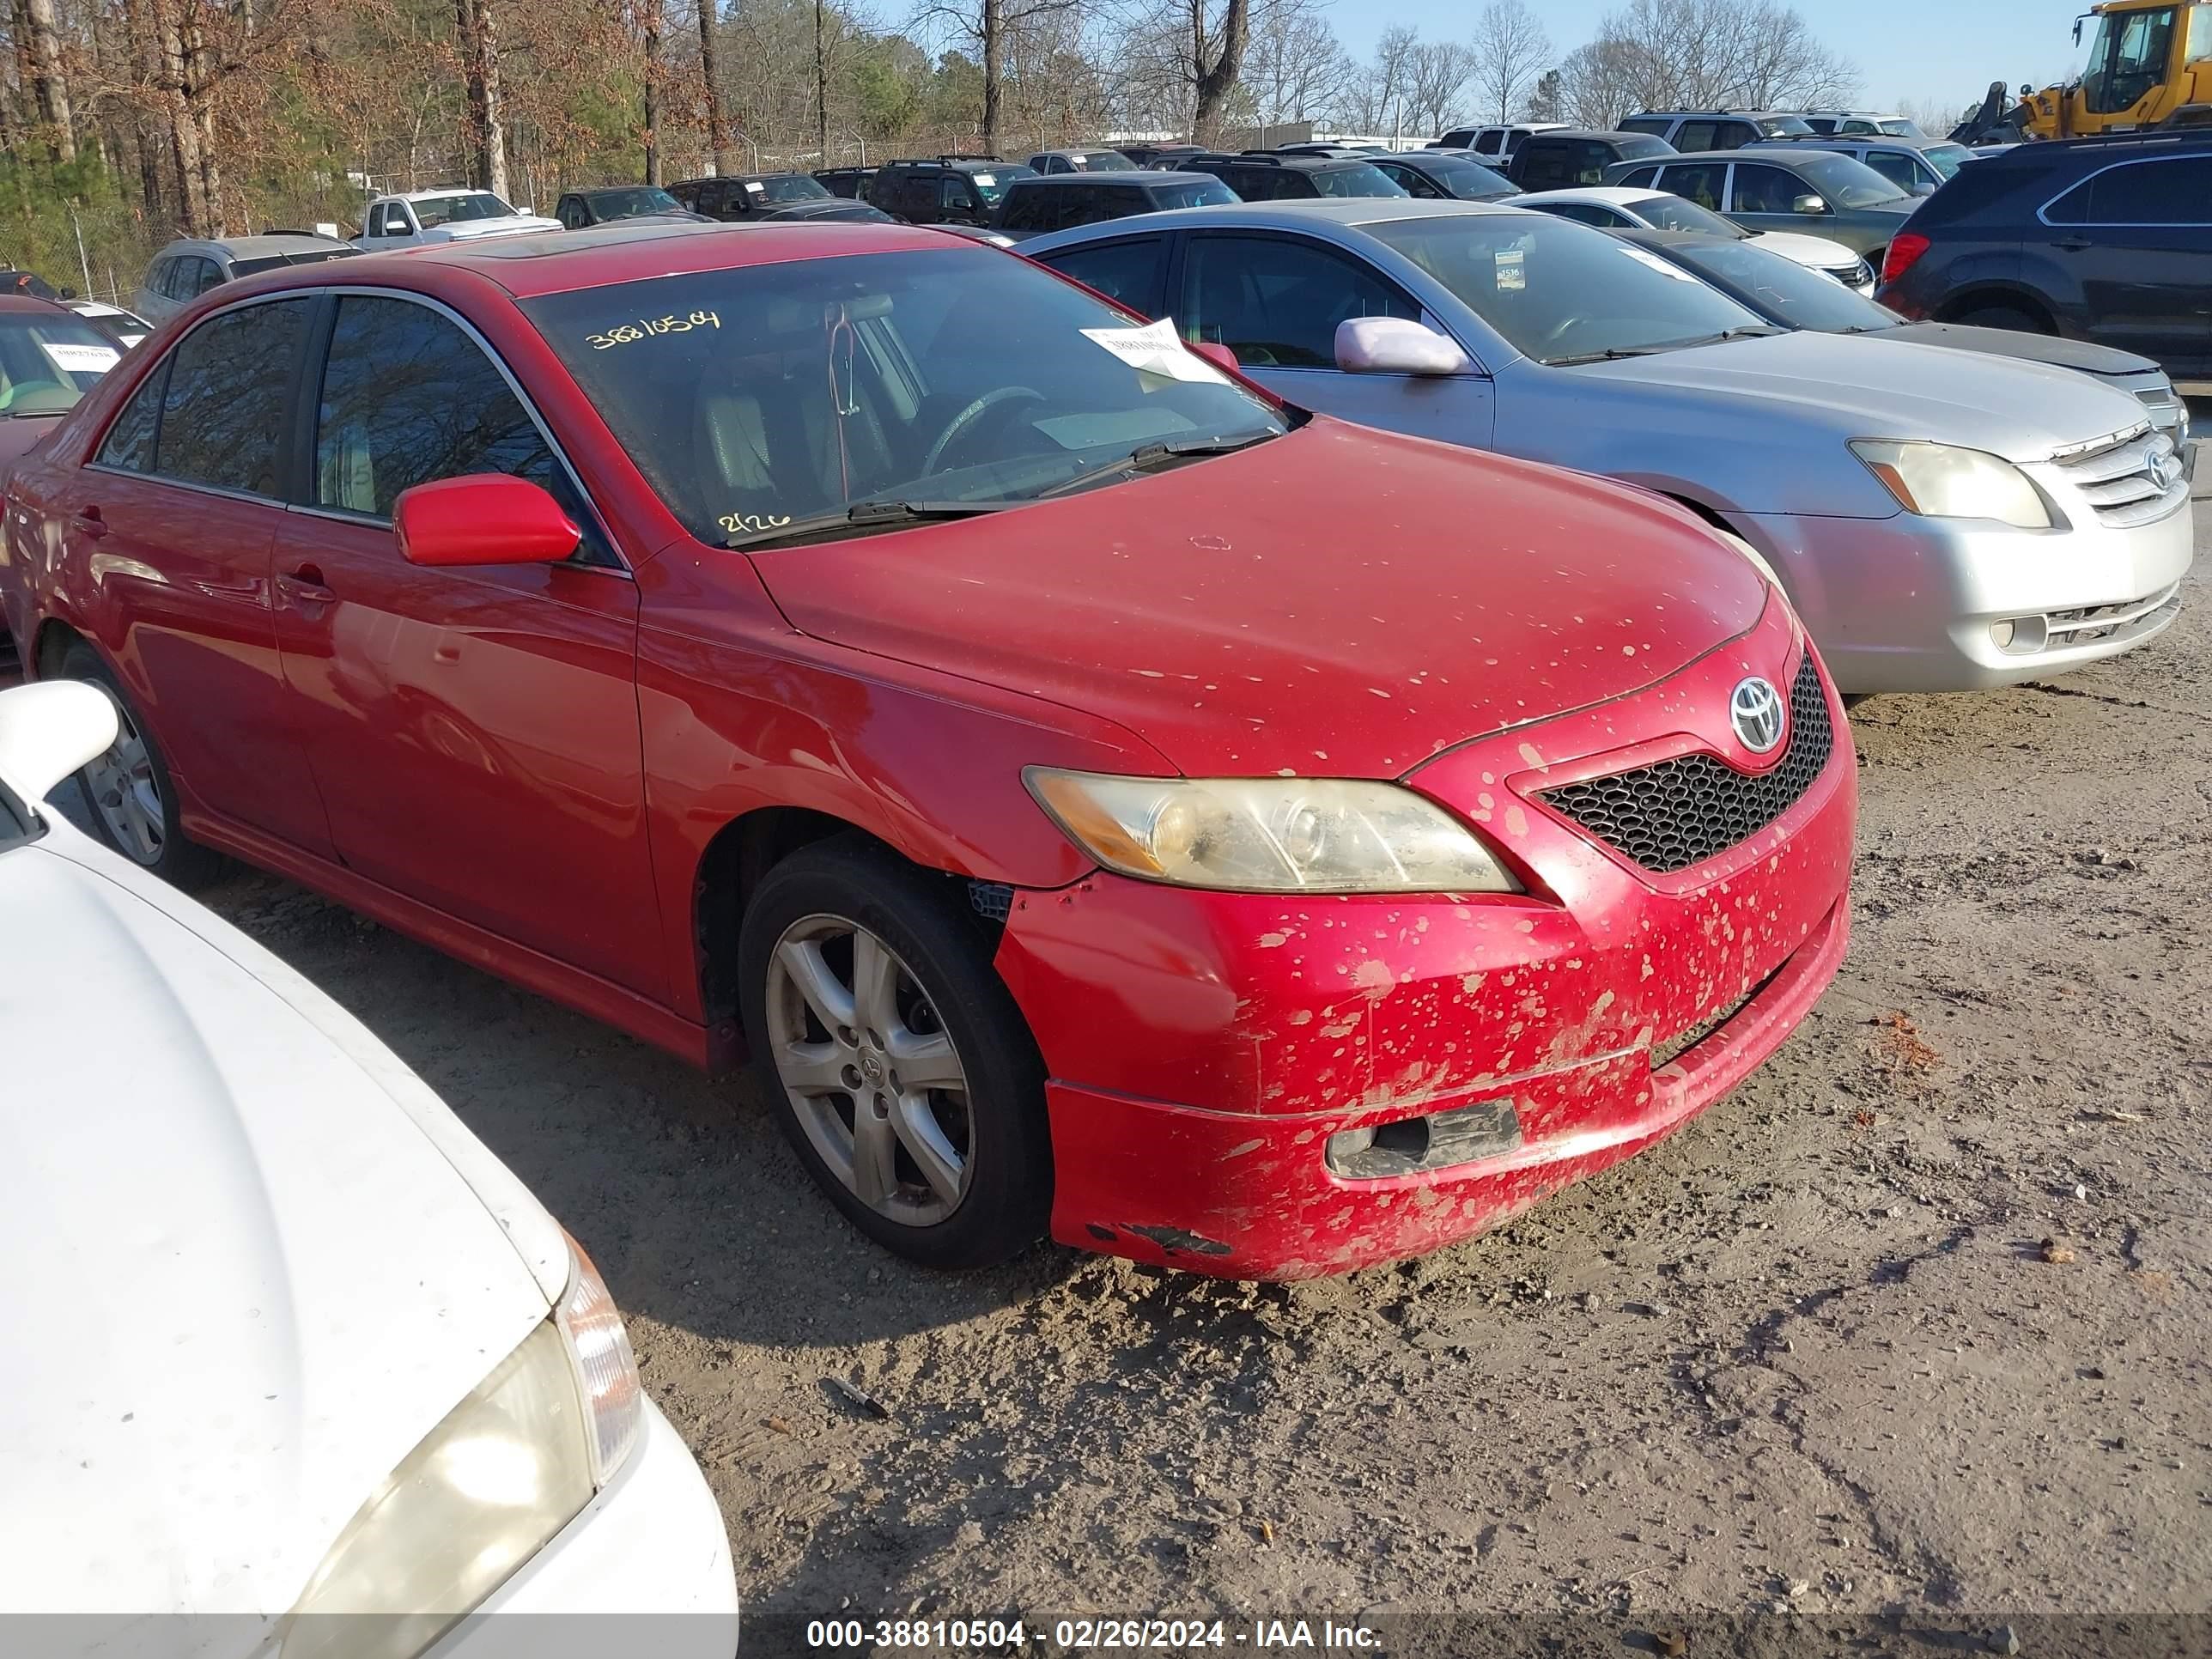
[393,186,496,201]
[1024,198,1524,252]
[0,294,70,315]
[1974,129,2212,167]
[327,217,966,298]
[1010,169,1209,187]
[1516,185,1665,205]
[1525,129,1648,143]
[160,232,350,258]
[573,183,671,196]
[1650,149,1849,167]
[1759,132,1952,152]
[1200,152,1386,171]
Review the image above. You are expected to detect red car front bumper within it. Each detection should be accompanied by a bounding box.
[992,599,1856,1279]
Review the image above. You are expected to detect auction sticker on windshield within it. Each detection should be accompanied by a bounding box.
[40,343,118,375]
[1079,316,1224,384]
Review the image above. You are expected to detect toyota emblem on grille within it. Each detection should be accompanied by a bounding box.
[2148,450,2180,492]
[1729,677,1786,754]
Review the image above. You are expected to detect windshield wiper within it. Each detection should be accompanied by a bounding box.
[724,498,1012,551]
[1547,343,1668,365]
[1034,430,1282,500]
[1553,325,1783,365]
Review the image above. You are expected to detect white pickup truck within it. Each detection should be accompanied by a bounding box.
[353,187,562,250]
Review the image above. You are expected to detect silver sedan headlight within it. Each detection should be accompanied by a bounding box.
[1025,769,1521,894]
[1850,440,2051,530]
[279,1234,642,1659]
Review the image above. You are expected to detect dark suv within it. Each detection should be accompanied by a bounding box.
[1184,152,1407,200]
[993,170,1237,241]
[1505,130,1675,190]
[669,173,835,220]
[1877,131,2212,380]
[866,156,1037,226]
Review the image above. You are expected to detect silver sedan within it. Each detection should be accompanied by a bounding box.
[1023,199,2194,695]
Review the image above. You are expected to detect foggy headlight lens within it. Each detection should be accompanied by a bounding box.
[280,1236,643,1659]
[1024,769,1521,894]
[1850,440,2051,529]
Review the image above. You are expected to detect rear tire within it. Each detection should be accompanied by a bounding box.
[737,835,1053,1270]
[1954,304,2051,335]
[60,641,221,890]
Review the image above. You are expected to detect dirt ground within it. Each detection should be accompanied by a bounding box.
[90,485,2212,1651]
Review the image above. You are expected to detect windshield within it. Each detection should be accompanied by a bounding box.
[2082,5,2178,113]
[1669,240,1899,332]
[0,310,123,413]
[1368,214,1765,363]
[520,247,1288,543]
[1633,193,1749,237]
[415,192,518,228]
[1921,143,1972,177]
[1313,163,1410,198]
[752,174,832,204]
[1426,156,1516,196]
[967,165,1036,205]
[1793,153,1912,208]
[588,187,685,220]
[1765,116,1815,135]
[1070,151,1136,170]
[1879,118,1925,137]
[1152,179,1239,209]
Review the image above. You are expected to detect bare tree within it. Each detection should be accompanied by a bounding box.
[915,0,1079,150]
[457,0,509,197]
[1239,0,1351,126]
[1186,0,1250,140]
[1580,0,1854,117]
[1344,22,1419,131]
[698,0,732,170]
[1469,0,1551,125]
[19,0,76,160]
[1407,40,1476,134]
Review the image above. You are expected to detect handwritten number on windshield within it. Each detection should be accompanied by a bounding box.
[720,511,792,536]
[588,310,721,350]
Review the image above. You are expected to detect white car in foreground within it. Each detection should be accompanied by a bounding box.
[1514,185,1876,291]
[356,188,563,250]
[0,681,738,1655]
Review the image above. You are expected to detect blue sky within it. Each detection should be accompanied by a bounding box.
[1329,0,2097,121]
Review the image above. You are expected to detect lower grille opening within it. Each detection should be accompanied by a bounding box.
[1650,962,1785,1071]
[1326,1097,1522,1180]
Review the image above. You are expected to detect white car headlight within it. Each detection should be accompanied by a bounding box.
[279,1235,642,1659]
[1024,769,1521,894]
[1850,440,2051,530]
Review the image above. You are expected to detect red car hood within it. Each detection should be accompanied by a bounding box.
[751,421,1768,779]
[0,413,59,471]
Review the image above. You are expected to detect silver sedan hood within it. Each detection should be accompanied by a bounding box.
[1569,331,2153,465]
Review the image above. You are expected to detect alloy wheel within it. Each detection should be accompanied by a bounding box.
[763,913,975,1226]
[81,696,166,865]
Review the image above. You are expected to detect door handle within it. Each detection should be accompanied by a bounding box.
[2052,235,2094,252]
[276,563,337,605]
[70,506,107,539]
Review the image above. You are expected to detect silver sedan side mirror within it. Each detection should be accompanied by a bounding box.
[1335,316,1472,375]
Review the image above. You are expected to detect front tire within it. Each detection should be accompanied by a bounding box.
[737,836,1052,1269]
[61,640,220,889]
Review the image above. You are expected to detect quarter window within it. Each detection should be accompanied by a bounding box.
[153,299,312,495]
[1180,234,1419,368]
[2087,156,2212,223]
[95,359,168,473]
[311,294,604,560]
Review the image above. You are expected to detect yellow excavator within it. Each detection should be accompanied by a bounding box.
[1954,1,2212,142]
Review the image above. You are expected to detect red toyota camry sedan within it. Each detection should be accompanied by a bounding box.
[0,222,1854,1279]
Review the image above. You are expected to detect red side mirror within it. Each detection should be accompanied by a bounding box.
[1189,340,1240,374]
[393,474,582,568]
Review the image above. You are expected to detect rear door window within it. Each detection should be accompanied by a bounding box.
[152,299,313,496]
[1667,162,1732,210]
[1728,163,1805,214]
[1711,120,1758,149]
[1038,237,1170,316]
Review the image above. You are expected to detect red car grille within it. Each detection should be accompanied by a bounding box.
[1537,657,1832,874]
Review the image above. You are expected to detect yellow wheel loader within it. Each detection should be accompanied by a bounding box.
[1954,1,2212,143]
